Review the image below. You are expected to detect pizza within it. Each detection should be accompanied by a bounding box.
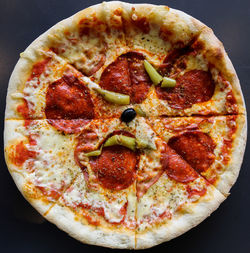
[4,1,247,249]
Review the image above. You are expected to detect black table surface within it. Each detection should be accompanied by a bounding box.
[0,0,249,252]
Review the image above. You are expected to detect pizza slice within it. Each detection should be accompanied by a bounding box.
[147,115,246,194]
[134,118,225,248]
[46,1,128,79]
[139,28,245,116]
[136,166,225,249]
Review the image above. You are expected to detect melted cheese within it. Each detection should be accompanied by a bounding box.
[11,120,80,201]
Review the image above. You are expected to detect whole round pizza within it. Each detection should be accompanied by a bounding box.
[4,1,247,249]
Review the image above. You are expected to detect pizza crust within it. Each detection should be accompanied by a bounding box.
[197,27,246,115]
[216,114,247,195]
[45,203,135,249]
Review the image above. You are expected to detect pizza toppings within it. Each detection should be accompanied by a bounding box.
[144,60,162,85]
[75,129,99,154]
[161,77,177,88]
[186,184,207,199]
[100,52,151,103]
[104,135,136,151]
[156,70,215,109]
[94,87,130,105]
[85,149,102,157]
[134,105,146,116]
[144,60,176,87]
[161,145,198,183]
[101,134,156,153]
[168,131,216,173]
[121,108,136,123]
[17,99,33,119]
[90,145,137,191]
[45,74,94,119]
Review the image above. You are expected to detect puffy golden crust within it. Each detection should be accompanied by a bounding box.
[45,202,135,249]
[216,114,247,195]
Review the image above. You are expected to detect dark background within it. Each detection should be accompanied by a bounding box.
[0,0,249,252]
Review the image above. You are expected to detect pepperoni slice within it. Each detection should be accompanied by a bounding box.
[47,119,90,134]
[90,145,137,191]
[127,52,152,103]
[156,70,215,109]
[45,74,94,119]
[99,55,130,95]
[168,131,216,173]
[99,52,151,103]
[161,145,198,183]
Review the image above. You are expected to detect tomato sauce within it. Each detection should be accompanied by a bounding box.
[36,186,61,200]
[17,99,33,119]
[11,141,36,167]
[219,116,238,165]
[131,16,150,33]
[79,201,128,225]
[28,58,50,81]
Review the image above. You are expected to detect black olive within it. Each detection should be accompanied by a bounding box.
[121,108,136,123]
